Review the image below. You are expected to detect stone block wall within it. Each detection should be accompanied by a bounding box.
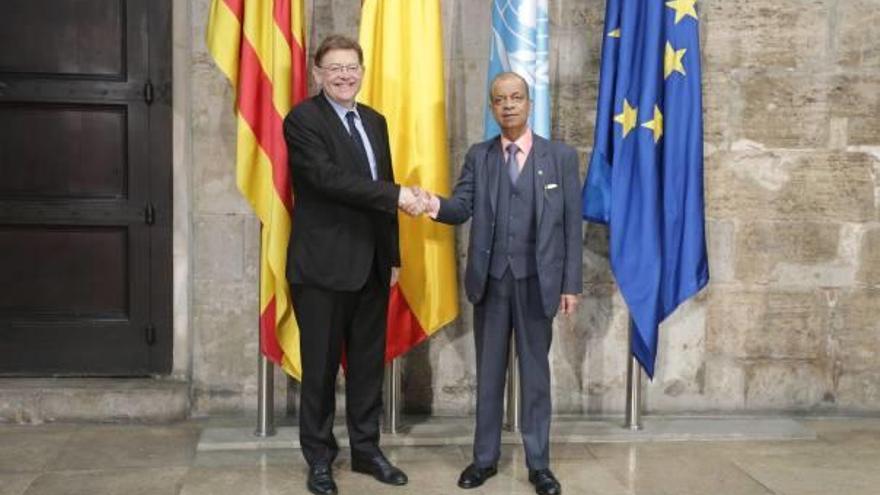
[184,0,880,415]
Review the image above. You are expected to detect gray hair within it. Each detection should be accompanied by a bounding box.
[489,71,530,101]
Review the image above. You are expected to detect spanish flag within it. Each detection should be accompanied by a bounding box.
[206,0,307,378]
[359,0,460,359]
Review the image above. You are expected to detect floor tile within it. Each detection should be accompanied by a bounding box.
[734,460,880,495]
[381,445,467,465]
[594,448,776,495]
[336,461,470,495]
[552,460,638,495]
[179,465,303,495]
[0,473,39,495]
[191,449,305,469]
[22,467,186,495]
[46,425,198,471]
[0,430,75,473]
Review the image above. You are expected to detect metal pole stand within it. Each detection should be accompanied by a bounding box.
[504,339,521,432]
[625,322,643,430]
[256,353,276,437]
[383,358,402,434]
[254,227,276,437]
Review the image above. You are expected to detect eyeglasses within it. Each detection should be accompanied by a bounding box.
[491,94,527,106]
[319,63,362,75]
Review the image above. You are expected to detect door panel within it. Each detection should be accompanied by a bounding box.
[0,227,128,317]
[0,0,125,78]
[0,103,128,198]
[0,0,171,375]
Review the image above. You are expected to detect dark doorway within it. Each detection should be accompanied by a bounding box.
[0,0,172,375]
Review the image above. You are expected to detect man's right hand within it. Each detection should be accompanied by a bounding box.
[423,191,440,219]
[398,186,441,217]
[398,186,426,216]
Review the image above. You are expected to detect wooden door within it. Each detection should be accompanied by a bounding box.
[0,0,172,375]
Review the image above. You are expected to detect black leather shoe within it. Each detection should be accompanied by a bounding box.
[529,469,561,495]
[307,464,337,495]
[351,452,408,486]
[457,463,498,489]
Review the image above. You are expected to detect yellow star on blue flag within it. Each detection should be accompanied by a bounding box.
[664,42,687,79]
[642,105,664,143]
[666,0,698,24]
[614,99,638,137]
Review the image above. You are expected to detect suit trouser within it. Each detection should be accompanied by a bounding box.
[472,269,553,470]
[291,263,388,467]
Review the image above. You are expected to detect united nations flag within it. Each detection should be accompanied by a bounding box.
[484,0,551,139]
[582,0,709,376]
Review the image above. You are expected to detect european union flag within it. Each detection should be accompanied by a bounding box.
[484,0,551,139]
[582,0,709,377]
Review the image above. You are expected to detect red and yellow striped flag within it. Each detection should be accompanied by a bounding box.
[206,0,307,378]
[359,0,460,359]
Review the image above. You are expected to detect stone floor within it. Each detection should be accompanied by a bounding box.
[2,417,879,495]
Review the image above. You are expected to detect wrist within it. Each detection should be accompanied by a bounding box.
[428,195,440,218]
[397,186,409,205]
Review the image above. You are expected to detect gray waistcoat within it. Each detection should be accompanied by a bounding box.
[489,150,538,279]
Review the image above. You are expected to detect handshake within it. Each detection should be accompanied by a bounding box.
[397,186,440,217]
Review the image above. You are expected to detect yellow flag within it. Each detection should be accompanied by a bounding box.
[359,0,459,357]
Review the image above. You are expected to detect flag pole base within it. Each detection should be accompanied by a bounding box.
[383,358,401,434]
[625,322,643,430]
[256,353,277,437]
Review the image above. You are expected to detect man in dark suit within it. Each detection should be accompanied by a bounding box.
[283,34,422,495]
[425,72,582,495]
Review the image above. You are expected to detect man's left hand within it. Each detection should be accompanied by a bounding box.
[559,294,579,316]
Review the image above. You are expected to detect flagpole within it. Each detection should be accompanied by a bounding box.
[504,340,520,432]
[255,230,276,438]
[625,320,643,430]
[256,351,276,437]
[383,358,401,434]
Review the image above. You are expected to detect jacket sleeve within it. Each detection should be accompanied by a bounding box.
[434,147,477,225]
[381,117,401,267]
[561,146,584,295]
[284,109,400,215]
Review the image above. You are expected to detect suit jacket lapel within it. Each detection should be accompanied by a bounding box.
[315,92,351,140]
[532,136,550,227]
[487,138,502,215]
[315,93,372,178]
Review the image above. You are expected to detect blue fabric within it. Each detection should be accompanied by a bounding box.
[484,0,550,139]
[581,0,709,376]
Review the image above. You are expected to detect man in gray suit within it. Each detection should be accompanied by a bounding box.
[423,72,582,495]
